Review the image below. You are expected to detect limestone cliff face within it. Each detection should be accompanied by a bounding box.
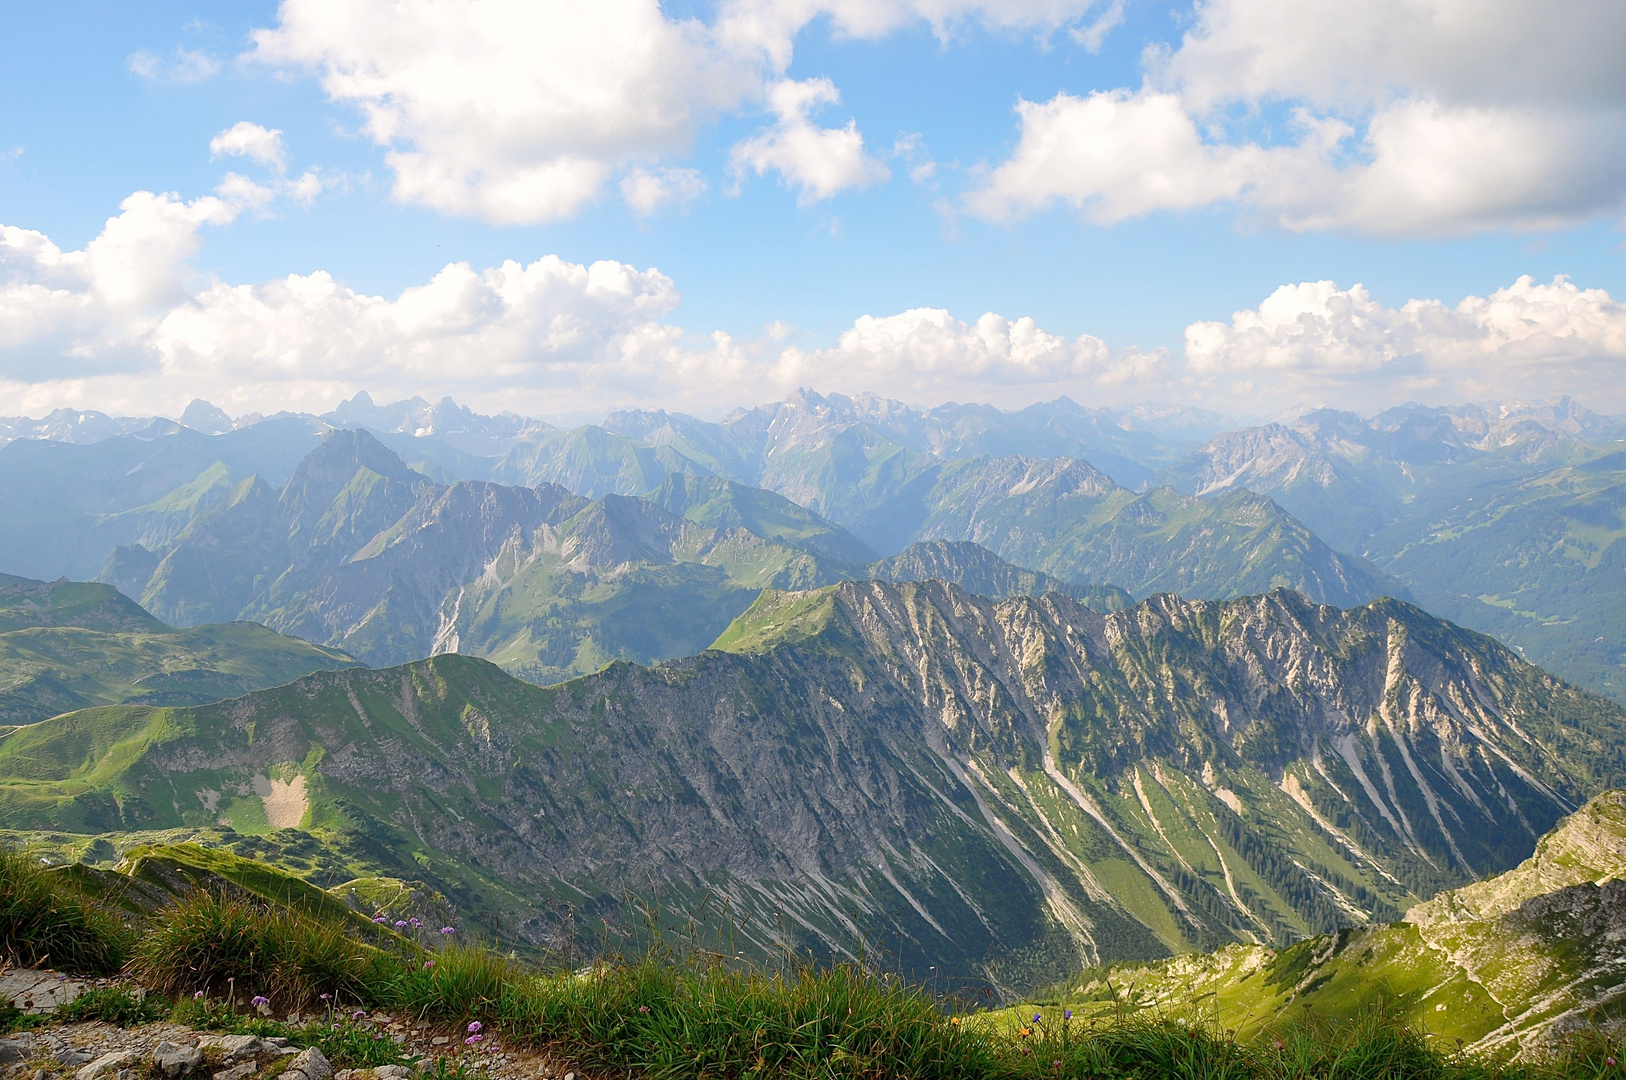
[1062,791,1626,1054]
[1408,790,1626,926]
[3,582,1623,1000]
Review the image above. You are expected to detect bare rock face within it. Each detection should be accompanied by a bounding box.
[197,1037,266,1062]
[0,969,89,1014]
[151,1041,203,1078]
[1410,790,1626,926]
[75,1051,134,1080]
[282,1046,333,1080]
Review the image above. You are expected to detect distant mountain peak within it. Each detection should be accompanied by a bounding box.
[179,399,235,435]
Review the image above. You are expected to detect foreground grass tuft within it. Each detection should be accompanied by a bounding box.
[423,955,993,1080]
[132,891,377,1005]
[0,849,130,974]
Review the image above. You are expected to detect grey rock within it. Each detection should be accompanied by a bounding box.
[0,970,89,1015]
[282,1047,332,1080]
[57,1051,93,1068]
[199,1037,264,1062]
[0,1043,25,1065]
[152,1041,204,1078]
[76,1052,135,1080]
[211,1064,256,1080]
[375,1067,412,1079]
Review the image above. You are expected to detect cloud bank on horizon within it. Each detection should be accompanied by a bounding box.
[5,191,1621,418]
[2,0,1625,419]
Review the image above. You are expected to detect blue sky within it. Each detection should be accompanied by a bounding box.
[1,0,1624,419]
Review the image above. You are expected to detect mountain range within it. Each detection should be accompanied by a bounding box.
[1159,400,1626,700]
[66,426,1348,684]
[1,581,1620,997]
[5,389,1623,701]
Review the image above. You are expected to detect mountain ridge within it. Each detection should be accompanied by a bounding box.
[1,582,1620,998]
[1044,790,1626,1054]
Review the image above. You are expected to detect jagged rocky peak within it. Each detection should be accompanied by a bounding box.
[724,579,1608,889]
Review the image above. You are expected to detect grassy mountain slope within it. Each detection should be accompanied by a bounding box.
[0,621,361,725]
[1038,791,1626,1055]
[867,540,1132,609]
[433,492,833,684]
[1367,449,1626,702]
[90,429,1138,685]
[0,574,360,725]
[1,583,1619,998]
[0,574,165,633]
[912,457,1403,606]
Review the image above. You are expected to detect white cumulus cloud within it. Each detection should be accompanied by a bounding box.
[208,123,328,211]
[210,122,290,172]
[0,192,238,380]
[773,307,1168,400]
[1185,275,1626,409]
[729,78,889,203]
[246,0,1111,223]
[248,0,760,225]
[7,191,1625,418]
[966,0,1626,235]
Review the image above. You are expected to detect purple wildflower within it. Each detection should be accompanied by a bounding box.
[464,1035,482,1046]
[373,916,387,924]
[320,994,331,1002]
[352,1009,367,1021]
[424,960,436,970]
[409,918,421,927]
[440,926,455,934]
[1033,1013,1042,1023]
[251,996,269,1007]
[395,920,408,928]
[467,1021,482,1034]
[1064,1010,1073,1020]
[193,991,204,1000]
